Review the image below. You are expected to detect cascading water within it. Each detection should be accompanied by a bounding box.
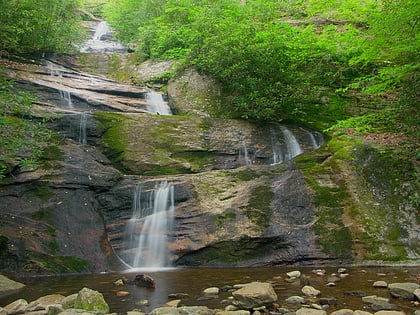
[239,143,253,165]
[270,126,303,164]
[78,112,88,145]
[93,21,110,41]
[45,60,73,108]
[145,91,172,115]
[281,126,303,160]
[124,181,175,269]
[300,127,324,149]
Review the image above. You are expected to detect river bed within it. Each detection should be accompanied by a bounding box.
[1,266,419,314]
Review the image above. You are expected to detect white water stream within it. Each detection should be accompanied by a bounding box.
[124,181,175,268]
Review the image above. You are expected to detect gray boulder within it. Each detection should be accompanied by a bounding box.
[0,275,25,295]
[232,282,277,309]
[3,299,28,315]
[388,282,420,300]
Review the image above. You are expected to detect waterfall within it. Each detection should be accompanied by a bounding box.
[300,127,324,149]
[281,126,303,160]
[59,90,73,108]
[270,126,303,164]
[239,143,253,165]
[78,112,88,145]
[93,21,110,41]
[125,181,175,269]
[145,91,172,115]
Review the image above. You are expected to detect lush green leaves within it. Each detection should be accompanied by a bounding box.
[0,0,84,53]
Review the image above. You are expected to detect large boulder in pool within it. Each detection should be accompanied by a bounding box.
[0,275,25,295]
[232,281,278,309]
[74,287,109,314]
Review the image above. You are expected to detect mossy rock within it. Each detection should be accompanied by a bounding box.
[74,287,110,314]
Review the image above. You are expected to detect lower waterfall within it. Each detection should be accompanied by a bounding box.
[124,181,175,269]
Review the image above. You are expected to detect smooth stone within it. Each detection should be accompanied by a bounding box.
[331,309,354,315]
[0,275,26,294]
[3,299,28,315]
[216,311,250,315]
[203,287,220,295]
[149,307,179,315]
[362,295,389,304]
[168,293,189,299]
[287,271,301,278]
[327,276,341,283]
[373,311,406,315]
[286,296,305,304]
[116,291,130,297]
[296,308,327,315]
[319,297,337,305]
[232,282,277,309]
[302,286,320,296]
[164,299,180,307]
[414,288,420,300]
[354,311,373,315]
[370,302,399,312]
[388,282,420,300]
[310,304,323,310]
[178,306,214,315]
[136,300,149,306]
[373,281,388,288]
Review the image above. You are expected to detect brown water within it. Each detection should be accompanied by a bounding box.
[1,266,419,314]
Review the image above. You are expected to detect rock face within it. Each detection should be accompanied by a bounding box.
[1,55,419,274]
[232,282,278,309]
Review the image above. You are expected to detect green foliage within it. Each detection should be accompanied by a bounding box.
[0,76,55,179]
[0,0,84,54]
[102,0,417,129]
[325,109,398,134]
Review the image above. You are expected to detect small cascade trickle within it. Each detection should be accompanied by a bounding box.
[93,21,110,41]
[45,60,73,108]
[281,126,303,161]
[124,181,175,269]
[78,112,88,145]
[270,126,303,164]
[59,90,73,108]
[239,143,253,165]
[300,127,324,149]
[145,91,172,115]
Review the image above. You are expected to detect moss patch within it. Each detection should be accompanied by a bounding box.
[244,185,273,229]
[23,254,90,273]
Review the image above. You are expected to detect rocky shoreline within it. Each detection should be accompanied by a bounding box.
[1,268,419,315]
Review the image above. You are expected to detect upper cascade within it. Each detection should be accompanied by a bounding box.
[79,20,126,54]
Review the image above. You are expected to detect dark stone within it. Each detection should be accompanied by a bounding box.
[319,297,337,305]
[130,274,156,288]
[344,291,366,297]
